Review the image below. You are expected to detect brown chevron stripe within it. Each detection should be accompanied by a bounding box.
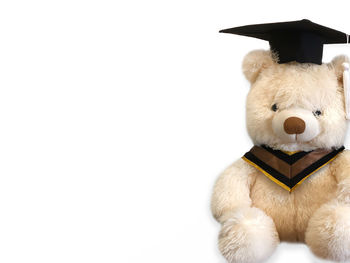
[250,146,291,177]
[250,146,333,179]
[290,149,333,177]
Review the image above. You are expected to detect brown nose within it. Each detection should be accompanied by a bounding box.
[284,117,305,134]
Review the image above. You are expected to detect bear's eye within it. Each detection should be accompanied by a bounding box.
[313,110,322,117]
[271,104,278,112]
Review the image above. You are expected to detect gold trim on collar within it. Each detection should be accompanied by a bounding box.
[281,150,301,155]
[242,156,292,192]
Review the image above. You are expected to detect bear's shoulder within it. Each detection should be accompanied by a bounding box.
[330,149,350,182]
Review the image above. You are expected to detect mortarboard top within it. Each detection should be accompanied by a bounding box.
[220,19,349,65]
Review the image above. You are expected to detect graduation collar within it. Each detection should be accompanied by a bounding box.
[242,145,345,192]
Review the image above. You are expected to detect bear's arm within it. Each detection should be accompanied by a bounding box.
[211,158,257,223]
[331,150,350,203]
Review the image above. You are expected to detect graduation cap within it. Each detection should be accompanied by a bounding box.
[220,19,349,65]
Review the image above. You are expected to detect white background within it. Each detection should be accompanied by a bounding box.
[0,0,350,262]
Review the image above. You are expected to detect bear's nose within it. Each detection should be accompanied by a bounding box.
[283,117,305,134]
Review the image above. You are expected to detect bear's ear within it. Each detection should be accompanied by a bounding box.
[329,55,350,83]
[242,50,274,84]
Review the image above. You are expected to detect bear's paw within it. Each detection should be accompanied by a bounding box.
[218,207,279,263]
[305,200,350,262]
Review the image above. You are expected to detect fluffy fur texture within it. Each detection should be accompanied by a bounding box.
[211,50,350,262]
[305,200,350,262]
[218,207,279,263]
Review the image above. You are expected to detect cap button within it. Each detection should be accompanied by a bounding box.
[301,19,311,23]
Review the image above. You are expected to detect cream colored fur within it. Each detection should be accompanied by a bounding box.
[211,50,350,262]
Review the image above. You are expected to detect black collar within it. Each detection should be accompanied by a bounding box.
[242,145,345,192]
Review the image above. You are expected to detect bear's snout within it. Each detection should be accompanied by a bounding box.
[271,108,320,143]
[283,117,305,134]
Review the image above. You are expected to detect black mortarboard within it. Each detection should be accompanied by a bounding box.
[220,19,349,65]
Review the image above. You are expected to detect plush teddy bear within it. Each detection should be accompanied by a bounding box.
[211,19,350,263]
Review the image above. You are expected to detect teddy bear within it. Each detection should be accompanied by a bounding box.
[211,47,350,263]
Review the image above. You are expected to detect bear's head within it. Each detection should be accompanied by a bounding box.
[243,50,349,152]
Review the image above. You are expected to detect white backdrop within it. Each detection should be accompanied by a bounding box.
[0,0,350,262]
